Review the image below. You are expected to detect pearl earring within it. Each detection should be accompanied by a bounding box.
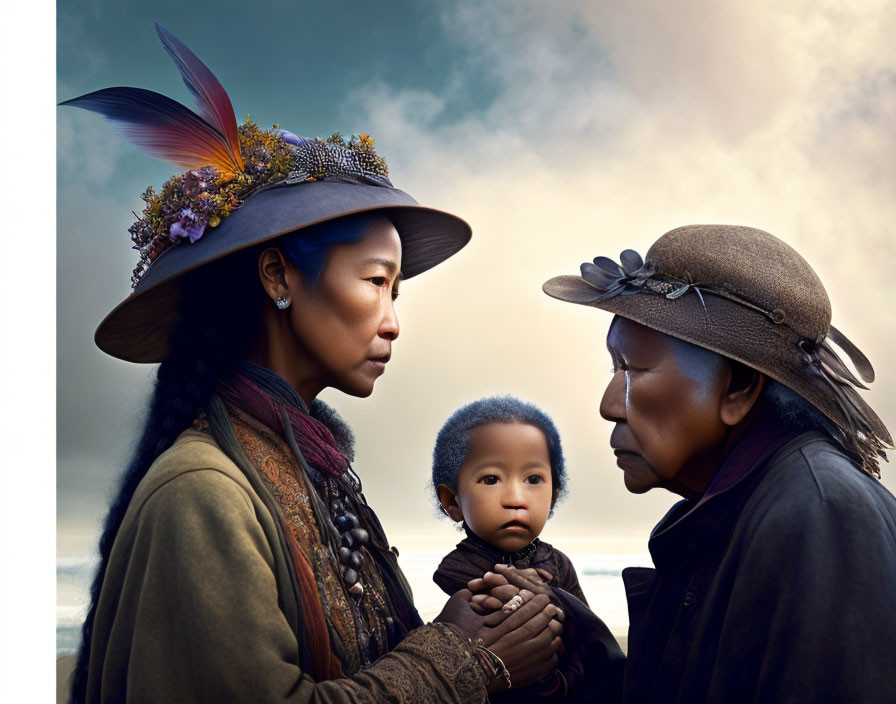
[275,297,290,310]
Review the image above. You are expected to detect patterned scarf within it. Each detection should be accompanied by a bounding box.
[213,361,422,678]
[217,362,349,477]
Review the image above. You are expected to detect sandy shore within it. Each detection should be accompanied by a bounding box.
[56,636,627,702]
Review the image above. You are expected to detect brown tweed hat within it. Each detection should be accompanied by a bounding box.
[542,224,891,475]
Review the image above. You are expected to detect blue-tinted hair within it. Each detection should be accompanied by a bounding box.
[432,395,568,516]
[279,212,388,287]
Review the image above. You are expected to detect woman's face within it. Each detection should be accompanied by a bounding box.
[599,316,732,498]
[280,216,402,402]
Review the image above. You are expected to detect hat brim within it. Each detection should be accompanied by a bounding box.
[542,275,892,446]
[96,181,471,363]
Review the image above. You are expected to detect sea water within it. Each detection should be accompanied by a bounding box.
[57,539,650,656]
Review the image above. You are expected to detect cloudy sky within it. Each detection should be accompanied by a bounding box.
[55,0,896,562]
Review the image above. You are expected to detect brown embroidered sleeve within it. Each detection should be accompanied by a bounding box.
[326,623,489,704]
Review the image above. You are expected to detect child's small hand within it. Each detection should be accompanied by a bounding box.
[468,567,551,593]
[493,564,556,600]
[468,566,558,613]
[468,570,517,612]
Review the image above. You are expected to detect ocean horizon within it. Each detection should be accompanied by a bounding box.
[57,534,650,656]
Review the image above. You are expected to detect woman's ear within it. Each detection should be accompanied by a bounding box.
[258,248,290,302]
[720,366,767,426]
[437,484,464,522]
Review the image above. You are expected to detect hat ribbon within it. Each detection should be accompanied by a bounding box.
[580,249,891,474]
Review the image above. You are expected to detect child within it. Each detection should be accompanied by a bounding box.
[432,396,624,702]
[432,396,585,601]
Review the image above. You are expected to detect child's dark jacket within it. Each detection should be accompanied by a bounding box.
[434,530,625,703]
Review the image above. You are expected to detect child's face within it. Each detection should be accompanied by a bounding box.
[438,421,554,553]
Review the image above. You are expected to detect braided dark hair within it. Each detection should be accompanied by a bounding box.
[69,212,377,703]
[68,250,264,703]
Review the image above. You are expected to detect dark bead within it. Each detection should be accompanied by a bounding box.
[330,500,343,514]
[345,511,360,529]
[357,630,369,649]
[349,582,365,598]
[339,547,351,564]
[343,567,359,585]
[350,528,369,546]
[349,551,363,568]
[336,515,350,529]
[390,546,400,558]
[343,531,355,547]
[385,616,394,627]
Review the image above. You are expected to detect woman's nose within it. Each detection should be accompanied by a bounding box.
[379,299,400,341]
[599,370,626,422]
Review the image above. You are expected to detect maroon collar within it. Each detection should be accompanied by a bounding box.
[700,403,798,501]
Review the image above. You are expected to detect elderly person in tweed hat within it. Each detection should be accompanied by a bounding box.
[491,224,896,702]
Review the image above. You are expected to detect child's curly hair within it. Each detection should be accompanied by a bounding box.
[432,395,568,516]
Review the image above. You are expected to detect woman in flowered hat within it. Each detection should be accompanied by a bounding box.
[62,25,561,704]
[528,224,896,702]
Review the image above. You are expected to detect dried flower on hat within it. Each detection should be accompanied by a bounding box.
[61,23,392,287]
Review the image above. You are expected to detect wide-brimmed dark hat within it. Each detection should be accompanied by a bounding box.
[96,182,469,362]
[61,25,470,363]
[543,224,891,474]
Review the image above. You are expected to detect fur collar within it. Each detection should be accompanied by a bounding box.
[310,400,355,462]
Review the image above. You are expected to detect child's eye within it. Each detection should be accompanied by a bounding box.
[478,475,499,485]
[525,475,545,485]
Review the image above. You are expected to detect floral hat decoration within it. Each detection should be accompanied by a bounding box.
[62,24,471,363]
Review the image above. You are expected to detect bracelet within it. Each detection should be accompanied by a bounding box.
[472,642,512,691]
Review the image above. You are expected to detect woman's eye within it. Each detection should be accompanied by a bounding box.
[369,276,388,287]
[479,475,499,485]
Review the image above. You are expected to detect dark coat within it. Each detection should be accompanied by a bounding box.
[433,531,588,604]
[435,532,625,703]
[620,426,896,703]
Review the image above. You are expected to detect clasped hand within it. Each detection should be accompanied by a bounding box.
[435,564,564,693]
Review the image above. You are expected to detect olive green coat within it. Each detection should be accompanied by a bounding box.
[85,428,488,703]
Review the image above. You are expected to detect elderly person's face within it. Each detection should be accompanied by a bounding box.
[599,316,762,498]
